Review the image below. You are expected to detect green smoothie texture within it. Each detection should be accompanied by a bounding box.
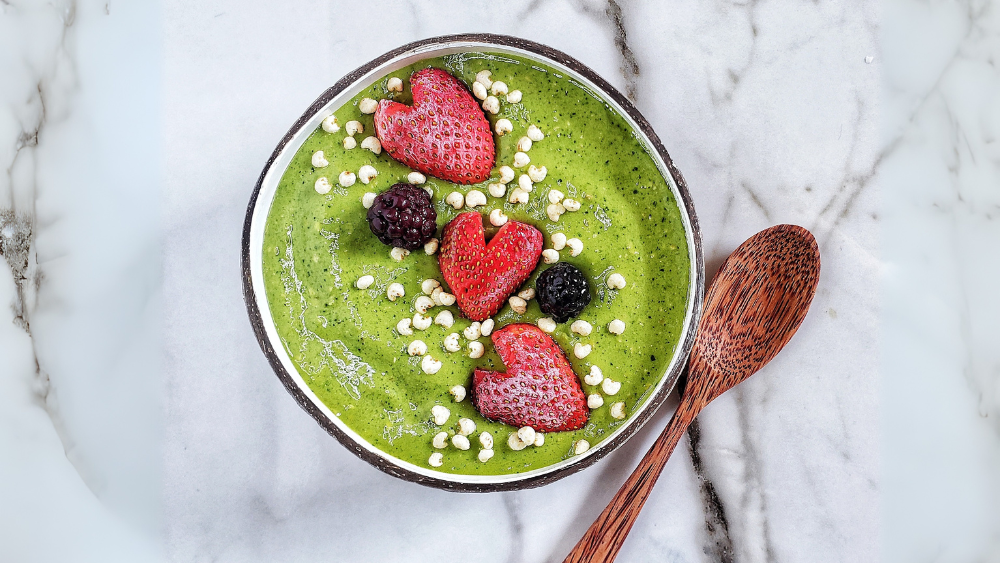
[261,52,691,476]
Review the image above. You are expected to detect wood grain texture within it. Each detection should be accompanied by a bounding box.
[564,224,820,562]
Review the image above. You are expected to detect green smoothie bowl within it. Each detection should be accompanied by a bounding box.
[242,34,704,491]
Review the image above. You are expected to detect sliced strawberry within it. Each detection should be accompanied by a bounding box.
[373,68,495,184]
[439,212,543,321]
[472,324,589,432]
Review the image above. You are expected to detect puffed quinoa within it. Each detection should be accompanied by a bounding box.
[421,355,443,374]
[567,238,584,256]
[315,177,332,194]
[312,150,329,168]
[563,198,581,212]
[475,70,493,88]
[358,165,378,184]
[608,319,626,335]
[495,118,513,135]
[465,190,487,208]
[573,439,590,455]
[542,249,560,264]
[414,295,434,314]
[509,296,527,314]
[528,165,547,183]
[468,340,485,359]
[445,191,465,209]
[518,174,533,192]
[343,136,357,150]
[588,394,604,409]
[360,136,382,154]
[452,434,471,450]
[610,402,627,420]
[338,171,357,187]
[345,120,363,136]
[602,378,622,396]
[489,208,508,226]
[584,365,604,386]
[516,136,532,152]
[517,426,536,446]
[548,190,565,204]
[508,187,530,204]
[506,90,522,103]
[424,238,439,255]
[407,171,426,184]
[480,319,495,336]
[533,433,545,447]
[387,77,403,92]
[356,275,375,290]
[508,432,528,451]
[498,166,515,183]
[443,333,461,352]
[464,322,482,341]
[537,317,557,333]
[407,340,428,356]
[488,183,507,198]
[479,432,494,449]
[321,114,340,133]
[478,449,495,463]
[551,233,567,250]
[390,247,410,261]
[472,81,488,100]
[438,292,456,306]
[546,203,565,221]
[517,287,535,300]
[396,318,414,336]
[430,287,444,305]
[574,343,592,358]
[571,320,593,336]
[362,192,377,208]
[431,405,450,425]
[607,273,627,289]
[432,432,449,449]
[457,418,477,436]
[387,282,405,301]
[359,98,378,114]
[428,452,444,467]
[513,151,530,167]
[434,310,455,328]
[450,384,467,402]
[490,81,508,96]
[412,313,432,330]
[526,124,544,142]
[421,279,441,294]
[482,96,500,115]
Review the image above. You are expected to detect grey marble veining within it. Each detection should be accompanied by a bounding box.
[2,0,999,561]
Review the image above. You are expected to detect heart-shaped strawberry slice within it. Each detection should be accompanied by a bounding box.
[374,68,495,184]
[439,212,543,321]
[472,323,589,432]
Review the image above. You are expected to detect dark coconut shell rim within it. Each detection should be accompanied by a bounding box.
[241,33,705,492]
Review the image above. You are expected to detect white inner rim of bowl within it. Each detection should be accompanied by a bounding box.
[249,40,700,485]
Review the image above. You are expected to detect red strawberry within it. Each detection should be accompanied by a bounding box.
[373,68,495,184]
[439,212,543,321]
[472,324,589,432]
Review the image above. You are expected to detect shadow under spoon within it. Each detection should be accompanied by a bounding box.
[563,224,821,563]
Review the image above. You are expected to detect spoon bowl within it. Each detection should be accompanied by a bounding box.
[564,224,820,562]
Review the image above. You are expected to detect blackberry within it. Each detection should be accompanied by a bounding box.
[366,183,437,250]
[536,262,591,323]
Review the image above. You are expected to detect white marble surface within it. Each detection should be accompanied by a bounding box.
[1,0,998,561]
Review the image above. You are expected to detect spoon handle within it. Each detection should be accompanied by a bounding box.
[563,388,705,563]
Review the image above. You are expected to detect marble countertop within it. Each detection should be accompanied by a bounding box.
[2,0,998,561]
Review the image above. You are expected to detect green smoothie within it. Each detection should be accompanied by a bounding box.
[261,52,690,475]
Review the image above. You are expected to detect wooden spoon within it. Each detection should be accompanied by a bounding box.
[564,224,821,563]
